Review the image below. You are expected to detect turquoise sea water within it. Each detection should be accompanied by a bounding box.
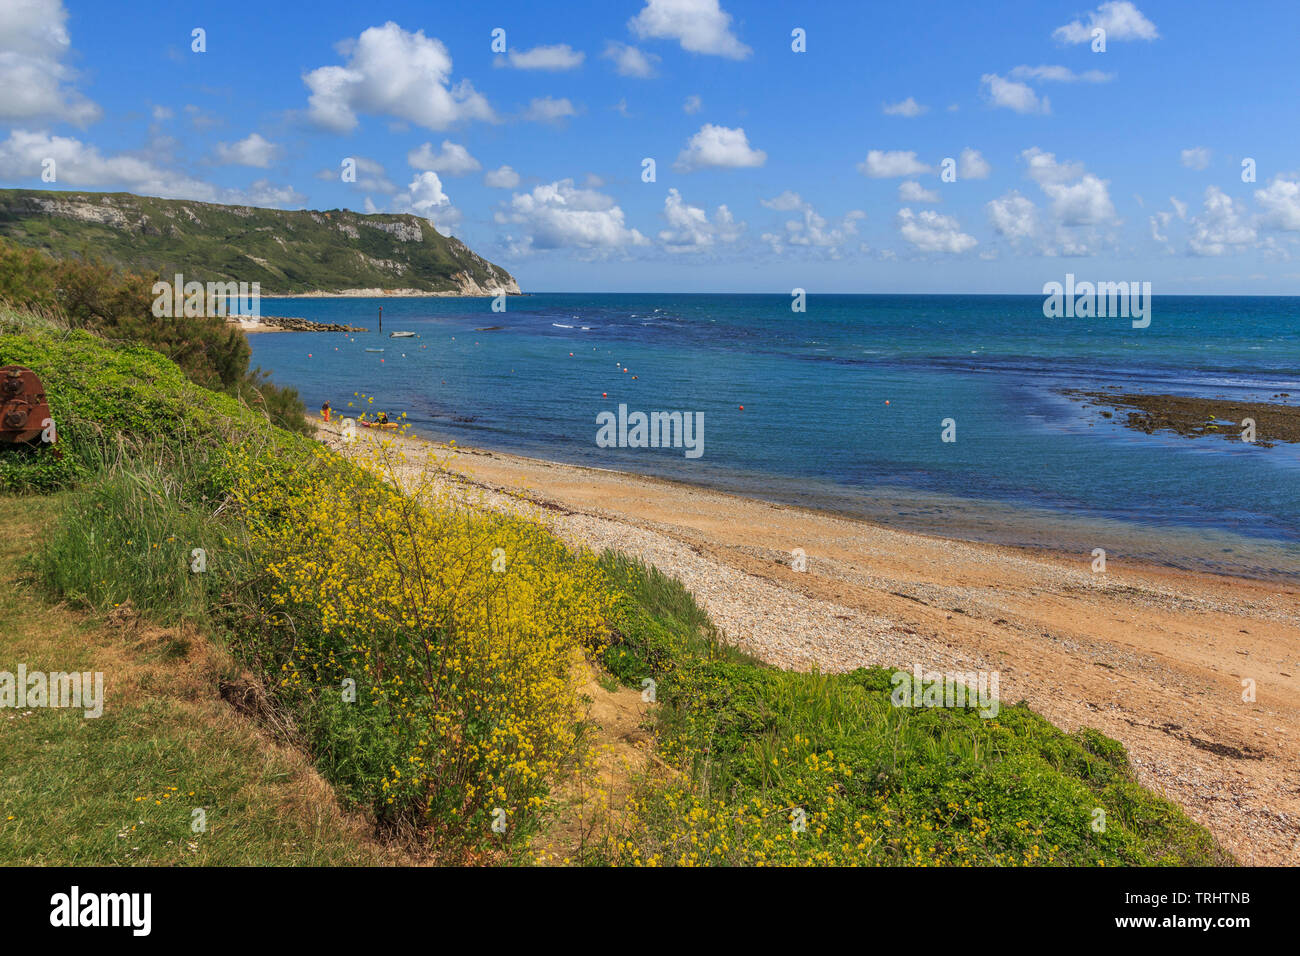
[247,294,1300,579]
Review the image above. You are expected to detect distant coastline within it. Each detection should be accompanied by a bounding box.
[259,289,525,298]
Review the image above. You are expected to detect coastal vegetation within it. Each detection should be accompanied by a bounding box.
[0,236,309,476]
[588,554,1227,865]
[0,189,519,296]
[0,294,1231,865]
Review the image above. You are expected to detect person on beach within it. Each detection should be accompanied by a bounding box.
[320,401,331,422]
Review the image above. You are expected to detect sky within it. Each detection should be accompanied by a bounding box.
[2,0,1300,293]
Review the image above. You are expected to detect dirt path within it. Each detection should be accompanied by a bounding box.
[325,429,1298,866]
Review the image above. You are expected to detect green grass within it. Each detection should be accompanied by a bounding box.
[33,454,245,626]
[0,495,392,865]
[592,552,1232,867]
[0,305,312,492]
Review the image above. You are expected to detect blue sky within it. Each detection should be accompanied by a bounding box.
[3,0,1300,293]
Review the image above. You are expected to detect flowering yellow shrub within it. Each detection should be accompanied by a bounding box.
[228,437,612,848]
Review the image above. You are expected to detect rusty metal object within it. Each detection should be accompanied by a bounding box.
[0,366,53,443]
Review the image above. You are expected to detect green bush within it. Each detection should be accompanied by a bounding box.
[0,311,313,492]
[0,241,309,438]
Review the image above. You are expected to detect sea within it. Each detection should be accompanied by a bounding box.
[246,294,1300,580]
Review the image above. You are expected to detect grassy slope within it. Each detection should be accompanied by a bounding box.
[0,495,396,865]
[0,307,314,492]
[0,188,517,294]
[595,554,1233,866]
[0,310,1232,866]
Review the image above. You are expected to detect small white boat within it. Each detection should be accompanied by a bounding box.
[365,347,384,353]
[389,331,416,338]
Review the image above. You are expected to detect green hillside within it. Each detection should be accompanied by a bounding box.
[0,189,519,296]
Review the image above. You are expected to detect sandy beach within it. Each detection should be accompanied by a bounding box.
[317,422,1300,865]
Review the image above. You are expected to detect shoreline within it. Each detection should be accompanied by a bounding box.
[229,315,368,334]
[316,420,1300,865]
[258,289,525,299]
[318,420,1300,583]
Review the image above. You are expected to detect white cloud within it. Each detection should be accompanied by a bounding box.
[484,165,521,189]
[683,94,702,114]
[183,104,221,130]
[407,139,480,175]
[1053,2,1159,44]
[897,208,977,253]
[0,128,198,193]
[522,96,578,124]
[498,43,584,71]
[390,172,462,232]
[1150,210,1172,244]
[856,149,931,178]
[1180,147,1211,170]
[959,147,991,179]
[496,178,647,255]
[303,21,495,133]
[1188,186,1256,256]
[659,188,743,251]
[0,0,99,125]
[403,171,449,212]
[1255,177,1300,231]
[986,191,1039,241]
[1022,147,1084,185]
[674,124,766,171]
[0,129,305,206]
[1149,196,1190,246]
[899,181,940,203]
[213,133,282,168]
[883,97,928,117]
[1008,148,1120,253]
[1008,64,1114,83]
[1042,174,1117,226]
[981,74,1050,114]
[239,180,308,208]
[759,192,864,257]
[602,41,659,77]
[628,0,750,59]
[339,155,397,194]
[760,190,804,212]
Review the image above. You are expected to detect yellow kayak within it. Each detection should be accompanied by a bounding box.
[360,420,399,430]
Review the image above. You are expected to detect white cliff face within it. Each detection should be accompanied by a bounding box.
[29,196,130,227]
[362,219,423,243]
[449,268,521,296]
